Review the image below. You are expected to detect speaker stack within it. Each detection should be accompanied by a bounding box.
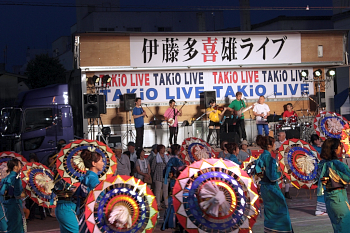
[83,94,106,119]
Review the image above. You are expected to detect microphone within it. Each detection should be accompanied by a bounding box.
[142,103,148,106]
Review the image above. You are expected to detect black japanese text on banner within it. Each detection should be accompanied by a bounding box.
[130,34,301,67]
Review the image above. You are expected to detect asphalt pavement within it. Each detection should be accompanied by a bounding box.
[27,186,341,233]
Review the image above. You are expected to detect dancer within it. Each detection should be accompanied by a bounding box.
[318,138,350,232]
[253,96,270,136]
[0,158,24,233]
[164,99,182,146]
[133,97,147,149]
[227,91,247,141]
[77,149,104,232]
[254,135,293,232]
[274,131,292,199]
[162,144,186,232]
[206,99,227,146]
[54,176,79,233]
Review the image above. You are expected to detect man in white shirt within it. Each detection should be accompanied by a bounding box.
[113,144,131,176]
[253,95,270,136]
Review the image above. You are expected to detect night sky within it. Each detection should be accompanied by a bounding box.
[0,0,333,72]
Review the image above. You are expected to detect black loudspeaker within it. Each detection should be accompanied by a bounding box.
[121,93,136,111]
[97,135,121,148]
[200,91,216,108]
[84,94,100,118]
[99,94,106,114]
[285,127,300,139]
[220,131,240,144]
[316,92,326,108]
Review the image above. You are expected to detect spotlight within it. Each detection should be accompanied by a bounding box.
[92,75,100,84]
[326,69,336,77]
[313,69,322,78]
[300,70,308,79]
[102,75,111,85]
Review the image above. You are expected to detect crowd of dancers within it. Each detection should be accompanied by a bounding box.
[0,134,348,232]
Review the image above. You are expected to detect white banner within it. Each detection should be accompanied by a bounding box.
[130,34,301,67]
[96,68,314,105]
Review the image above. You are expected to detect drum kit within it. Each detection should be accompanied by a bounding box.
[273,109,316,141]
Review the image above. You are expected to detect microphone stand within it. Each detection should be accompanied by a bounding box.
[143,104,158,145]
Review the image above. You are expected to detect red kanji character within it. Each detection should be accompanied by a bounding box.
[202,37,218,62]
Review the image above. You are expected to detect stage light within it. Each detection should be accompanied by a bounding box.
[313,69,322,78]
[300,70,308,79]
[92,75,100,84]
[102,75,111,85]
[326,69,336,77]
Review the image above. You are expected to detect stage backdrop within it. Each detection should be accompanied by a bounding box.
[95,67,314,106]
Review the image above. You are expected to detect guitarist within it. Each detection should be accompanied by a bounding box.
[164,99,182,146]
[207,99,227,146]
[227,92,247,141]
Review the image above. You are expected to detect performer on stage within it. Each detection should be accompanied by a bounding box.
[133,97,147,149]
[206,99,227,146]
[318,138,350,232]
[253,96,270,136]
[282,103,297,120]
[0,158,24,233]
[254,135,293,232]
[227,92,247,141]
[164,99,182,146]
[77,149,104,232]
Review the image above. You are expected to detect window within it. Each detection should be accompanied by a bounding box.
[24,108,53,132]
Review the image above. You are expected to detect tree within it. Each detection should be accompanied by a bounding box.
[26,53,66,89]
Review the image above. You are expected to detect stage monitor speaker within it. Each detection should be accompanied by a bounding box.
[84,94,101,118]
[121,93,136,111]
[220,131,240,145]
[99,94,106,114]
[285,127,300,139]
[200,91,216,108]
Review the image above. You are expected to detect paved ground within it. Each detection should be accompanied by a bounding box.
[27,186,341,233]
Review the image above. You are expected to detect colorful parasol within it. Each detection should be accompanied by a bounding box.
[21,162,56,208]
[0,151,28,180]
[278,139,320,189]
[56,139,117,185]
[85,175,158,233]
[314,111,348,141]
[173,158,260,233]
[180,137,217,165]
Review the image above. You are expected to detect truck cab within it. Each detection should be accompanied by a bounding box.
[0,84,74,164]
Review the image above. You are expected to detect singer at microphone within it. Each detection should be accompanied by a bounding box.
[226,91,247,141]
[132,97,146,149]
